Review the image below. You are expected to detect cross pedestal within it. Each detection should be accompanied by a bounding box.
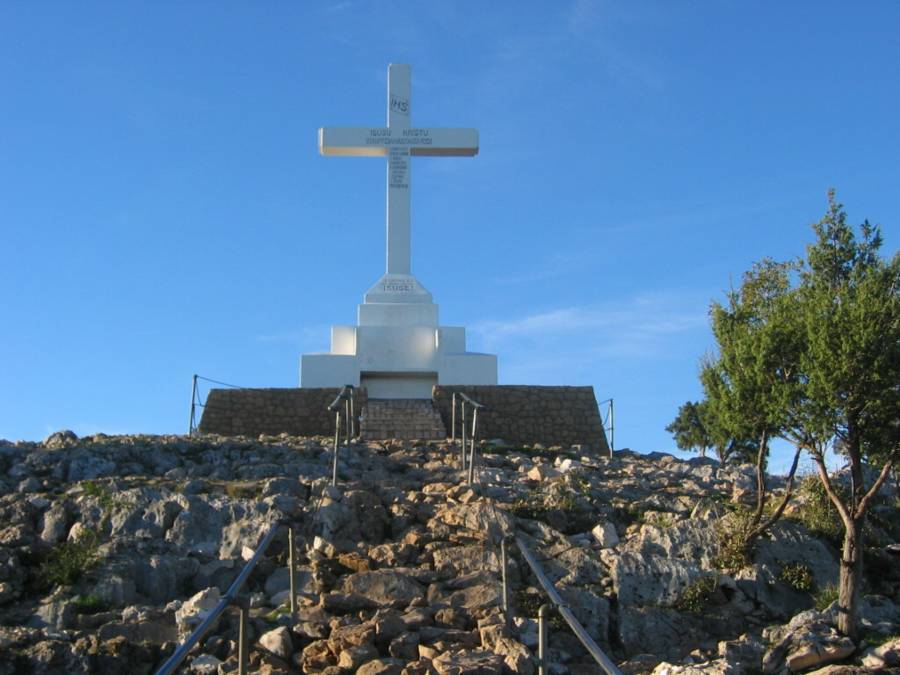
[301,64,497,398]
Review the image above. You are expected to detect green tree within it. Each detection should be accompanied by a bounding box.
[667,398,756,463]
[701,258,806,555]
[666,400,711,458]
[796,191,899,638]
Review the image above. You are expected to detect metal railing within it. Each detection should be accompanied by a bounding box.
[512,535,622,675]
[155,521,299,675]
[598,397,615,457]
[188,374,246,437]
[327,385,356,486]
[449,392,486,485]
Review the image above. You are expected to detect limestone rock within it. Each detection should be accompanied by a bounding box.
[259,626,293,659]
[526,465,561,481]
[337,643,379,670]
[591,521,619,548]
[43,430,78,449]
[356,658,405,675]
[763,621,857,674]
[39,502,71,544]
[174,587,221,634]
[610,552,705,607]
[342,570,425,608]
[188,654,222,674]
[432,649,506,674]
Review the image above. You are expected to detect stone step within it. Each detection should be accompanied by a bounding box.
[360,399,447,440]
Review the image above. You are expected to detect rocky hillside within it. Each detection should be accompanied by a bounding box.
[0,432,898,674]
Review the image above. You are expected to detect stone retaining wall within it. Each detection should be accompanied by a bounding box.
[198,388,367,437]
[432,385,610,454]
[198,385,609,452]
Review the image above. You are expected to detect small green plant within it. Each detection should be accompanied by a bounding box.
[793,475,843,546]
[779,562,815,592]
[72,594,108,614]
[263,603,292,624]
[675,575,719,613]
[814,584,839,610]
[39,527,101,587]
[225,482,259,500]
[512,590,568,632]
[82,480,129,512]
[553,491,578,512]
[714,509,754,572]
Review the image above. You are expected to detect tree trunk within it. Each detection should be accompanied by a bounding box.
[836,517,864,639]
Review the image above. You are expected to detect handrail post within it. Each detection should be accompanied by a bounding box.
[538,604,550,675]
[189,373,198,436]
[609,398,615,456]
[451,392,457,442]
[345,397,351,445]
[238,605,249,675]
[501,537,509,623]
[471,408,477,480]
[349,388,355,439]
[288,527,297,622]
[460,400,467,471]
[332,410,341,486]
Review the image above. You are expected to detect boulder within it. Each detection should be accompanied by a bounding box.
[526,464,561,481]
[39,503,71,544]
[610,552,705,607]
[430,502,514,542]
[591,521,619,548]
[356,659,405,675]
[259,626,293,659]
[432,649,506,674]
[763,621,856,674]
[165,497,225,557]
[174,587,221,634]
[618,607,699,661]
[342,571,425,608]
[43,430,78,449]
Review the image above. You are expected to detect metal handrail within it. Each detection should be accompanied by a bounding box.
[155,520,292,675]
[328,385,356,486]
[514,535,622,675]
[449,392,486,485]
[598,397,614,457]
[457,392,485,409]
[188,374,247,437]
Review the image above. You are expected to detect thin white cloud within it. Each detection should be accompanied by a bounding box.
[255,324,332,350]
[470,291,708,379]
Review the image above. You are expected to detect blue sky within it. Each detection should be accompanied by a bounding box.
[1,2,897,472]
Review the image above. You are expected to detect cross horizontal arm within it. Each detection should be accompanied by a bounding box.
[319,127,478,157]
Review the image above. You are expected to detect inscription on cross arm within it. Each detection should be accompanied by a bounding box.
[318,64,478,278]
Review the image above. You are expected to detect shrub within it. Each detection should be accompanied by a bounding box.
[39,527,101,588]
[793,475,843,545]
[72,594,107,614]
[779,562,815,592]
[814,584,839,610]
[82,480,128,512]
[675,575,719,613]
[714,509,754,572]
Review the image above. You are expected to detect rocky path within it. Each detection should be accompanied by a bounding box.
[1,432,898,674]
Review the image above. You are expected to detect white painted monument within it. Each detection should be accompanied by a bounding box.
[300,64,498,398]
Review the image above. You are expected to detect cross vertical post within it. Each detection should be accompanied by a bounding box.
[387,64,411,276]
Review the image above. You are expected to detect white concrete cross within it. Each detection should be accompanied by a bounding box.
[319,64,478,277]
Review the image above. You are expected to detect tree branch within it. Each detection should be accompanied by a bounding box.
[750,444,802,540]
[855,449,898,518]
[812,449,853,530]
[750,429,768,529]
